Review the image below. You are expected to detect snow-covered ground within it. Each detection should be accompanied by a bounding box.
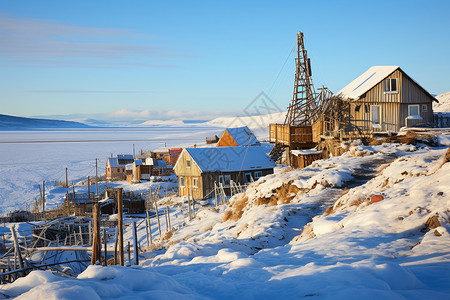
[1,141,449,299]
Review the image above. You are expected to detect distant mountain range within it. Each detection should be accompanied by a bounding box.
[0,114,92,130]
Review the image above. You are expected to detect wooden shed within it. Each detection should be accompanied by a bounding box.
[217,126,260,147]
[174,146,275,199]
[290,149,322,169]
[335,66,437,132]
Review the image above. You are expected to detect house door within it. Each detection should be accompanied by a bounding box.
[371,105,382,129]
[244,172,253,184]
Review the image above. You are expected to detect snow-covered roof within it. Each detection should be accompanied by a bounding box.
[183,146,275,172]
[107,157,119,168]
[335,66,399,100]
[291,149,322,156]
[224,126,259,146]
[145,158,167,168]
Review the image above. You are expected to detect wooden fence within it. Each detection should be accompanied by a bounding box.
[434,114,450,128]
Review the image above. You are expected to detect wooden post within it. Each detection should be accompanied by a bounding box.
[88,221,93,246]
[114,227,118,265]
[87,176,90,200]
[42,180,46,221]
[65,167,68,188]
[154,199,162,239]
[91,204,100,264]
[79,226,83,245]
[145,211,150,247]
[164,207,168,233]
[146,210,153,245]
[95,158,99,198]
[214,182,218,207]
[117,188,124,266]
[190,188,195,218]
[187,189,192,219]
[167,206,171,230]
[103,228,107,266]
[132,221,138,265]
[127,241,131,265]
[10,225,25,277]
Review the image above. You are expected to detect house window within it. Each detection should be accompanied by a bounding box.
[218,175,225,186]
[384,78,397,93]
[179,176,185,187]
[245,172,253,184]
[254,171,263,180]
[224,175,231,186]
[371,105,382,128]
[421,104,428,112]
[193,177,198,188]
[186,159,191,168]
[408,105,420,116]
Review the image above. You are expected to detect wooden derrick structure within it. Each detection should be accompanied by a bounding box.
[270,31,331,162]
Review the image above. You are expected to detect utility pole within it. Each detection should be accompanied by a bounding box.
[88,176,91,200]
[95,158,98,198]
[65,168,68,188]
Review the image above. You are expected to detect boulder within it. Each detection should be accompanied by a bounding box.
[370,194,384,204]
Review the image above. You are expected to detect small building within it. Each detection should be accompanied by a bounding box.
[146,158,171,176]
[291,150,322,169]
[169,148,183,166]
[206,135,219,144]
[217,126,260,147]
[106,157,126,180]
[335,66,437,132]
[174,146,275,199]
[152,148,171,166]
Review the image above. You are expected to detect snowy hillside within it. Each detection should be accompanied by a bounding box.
[2,141,449,299]
[0,114,91,129]
[434,92,450,113]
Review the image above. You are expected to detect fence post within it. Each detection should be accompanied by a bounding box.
[132,221,138,265]
[118,188,124,266]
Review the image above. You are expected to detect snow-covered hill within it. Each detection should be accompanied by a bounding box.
[0,114,91,129]
[434,92,450,113]
[2,141,449,299]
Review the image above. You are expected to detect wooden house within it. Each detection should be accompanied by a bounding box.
[217,126,260,147]
[105,154,133,180]
[146,158,171,176]
[174,146,275,199]
[152,148,171,166]
[335,66,437,132]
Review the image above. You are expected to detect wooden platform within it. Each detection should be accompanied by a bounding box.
[269,124,315,148]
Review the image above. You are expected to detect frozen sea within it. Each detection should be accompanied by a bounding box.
[0,127,220,214]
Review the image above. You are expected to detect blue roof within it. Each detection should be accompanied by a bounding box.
[118,154,134,160]
[184,146,275,172]
[223,126,259,146]
[108,157,119,168]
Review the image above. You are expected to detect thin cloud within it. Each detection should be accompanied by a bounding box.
[0,13,181,66]
[28,90,152,94]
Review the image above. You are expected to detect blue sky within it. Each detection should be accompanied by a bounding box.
[1,0,449,121]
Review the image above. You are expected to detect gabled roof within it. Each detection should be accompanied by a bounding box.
[335,66,399,100]
[226,126,259,146]
[107,157,120,168]
[134,159,143,166]
[179,146,275,173]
